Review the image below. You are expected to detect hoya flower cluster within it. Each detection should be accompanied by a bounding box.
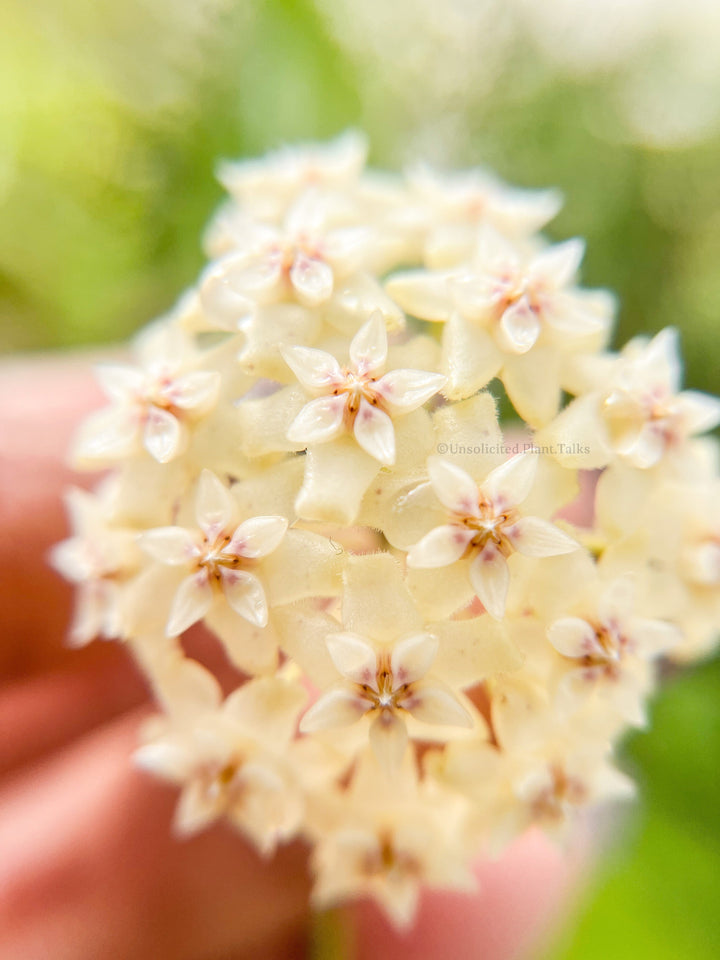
[53,133,720,929]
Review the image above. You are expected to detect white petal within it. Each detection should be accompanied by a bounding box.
[199,258,261,326]
[628,619,682,659]
[290,252,334,306]
[504,516,578,557]
[227,515,288,559]
[166,571,213,636]
[70,406,139,465]
[502,348,561,427]
[294,437,379,524]
[49,539,93,583]
[426,456,480,516]
[286,395,347,445]
[676,390,720,436]
[143,406,183,463]
[547,617,599,659]
[406,525,474,568]
[593,763,637,802]
[643,327,681,394]
[497,298,541,354]
[390,633,438,686]
[626,423,665,468]
[280,344,342,391]
[350,311,388,375]
[201,250,283,317]
[599,577,635,627]
[374,369,446,414]
[139,526,199,565]
[70,585,107,645]
[223,676,307,747]
[133,741,194,782]
[469,546,509,620]
[448,274,502,322]
[541,292,609,338]
[530,238,585,289]
[353,399,395,465]
[174,781,219,836]
[482,452,537,511]
[94,364,144,402]
[195,469,234,539]
[220,568,268,627]
[441,313,502,400]
[169,371,222,412]
[326,631,378,685]
[156,656,223,716]
[385,270,452,322]
[369,711,408,773]
[322,226,372,272]
[402,682,473,728]
[513,765,554,804]
[299,687,369,732]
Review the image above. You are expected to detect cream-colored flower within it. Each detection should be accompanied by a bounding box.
[49,484,142,646]
[541,327,720,469]
[547,577,681,725]
[135,656,307,854]
[387,228,612,423]
[310,751,475,929]
[215,130,368,222]
[601,328,720,468]
[406,163,562,267]
[139,469,287,635]
[52,136,720,925]
[72,325,221,466]
[300,630,472,772]
[407,454,578,619]
[597,479,720,662]
[200,189,374,318]
[282,311,445,466]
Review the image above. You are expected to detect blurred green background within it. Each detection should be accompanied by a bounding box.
[2,1,718,956]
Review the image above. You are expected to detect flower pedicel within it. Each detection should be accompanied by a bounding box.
[52,133,720,929]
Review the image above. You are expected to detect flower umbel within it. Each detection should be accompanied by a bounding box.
[53,136,718,931]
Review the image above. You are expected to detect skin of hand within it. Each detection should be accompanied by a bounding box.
[0,355,586,960]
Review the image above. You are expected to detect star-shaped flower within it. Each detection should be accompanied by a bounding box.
[135,657,307,854]
[407,454,578,620]
[139,469,288,636]
[281,311,446,465]
[49,484,141,646]
[72,325,221,466]
[300,630,472,772]
[406,163,562,267]
[216,130,368,222]
[541,327,720,470]
[200,190,373,315]
[548,577,681,724]
[387,229,612,423]
[601,328,720,468]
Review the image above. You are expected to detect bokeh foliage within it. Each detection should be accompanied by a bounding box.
[1,1,718,956]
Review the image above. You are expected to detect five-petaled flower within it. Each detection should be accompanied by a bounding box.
[281,311,446,465]
[200,190,373,314]
[300,630,472,771]
[407,453,578,619]
[548,577,681,724]
[387,228,611,423]
[139,469,287,635]
[72,327,221,466]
